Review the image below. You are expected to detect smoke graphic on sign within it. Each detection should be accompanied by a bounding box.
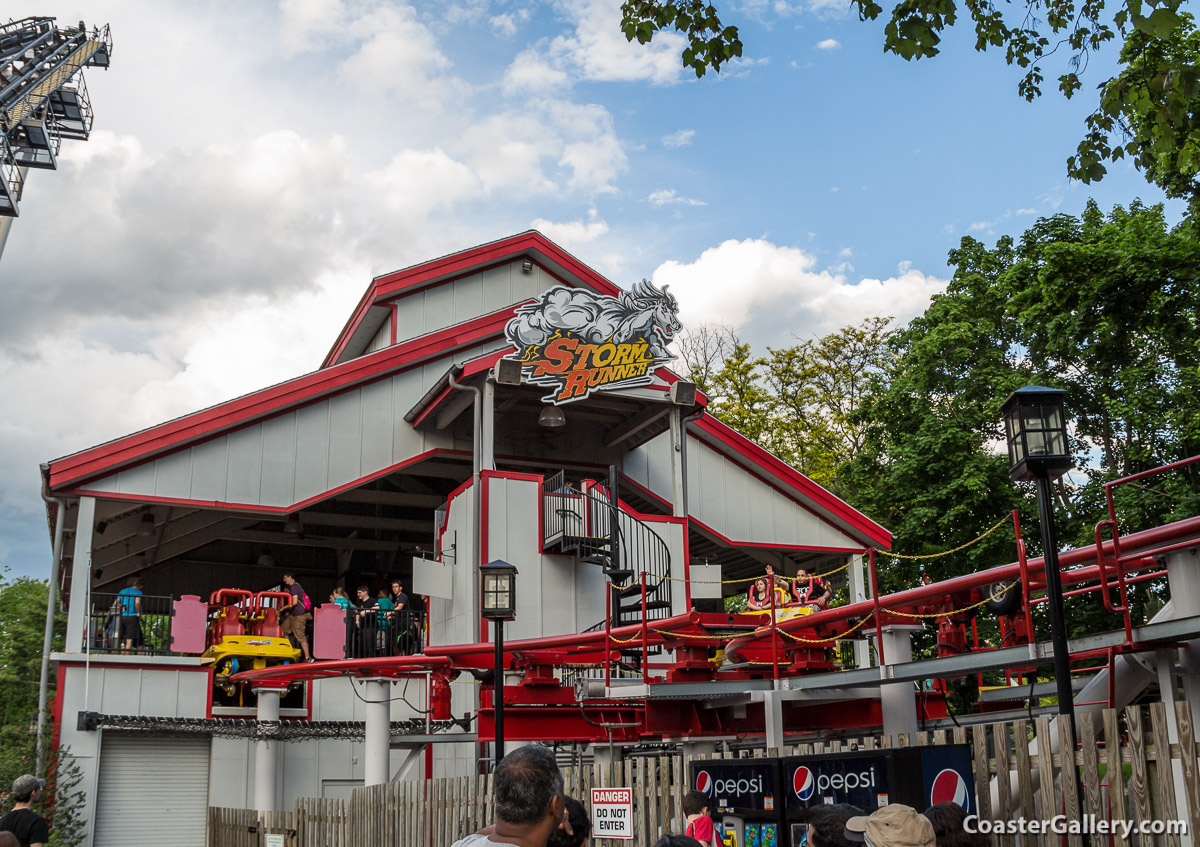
[504,283,681,404]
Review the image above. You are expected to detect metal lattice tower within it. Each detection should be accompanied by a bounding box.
[0,16,112,255]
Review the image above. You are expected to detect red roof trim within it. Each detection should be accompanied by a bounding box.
[48,308,516,491]
[693,416,892,549]
[322,231,622,368]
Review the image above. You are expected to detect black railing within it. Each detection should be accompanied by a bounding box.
[342,608,426,659]
[86,592,175,655]
[542,475,673,628]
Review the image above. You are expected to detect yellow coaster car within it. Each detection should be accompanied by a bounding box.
[202,589,300,704]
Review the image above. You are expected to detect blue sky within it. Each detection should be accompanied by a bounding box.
[0,0,1181,578]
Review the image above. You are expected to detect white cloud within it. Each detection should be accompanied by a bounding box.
[530,211,610,247]
[504,49,571,93]
[662,129,696,149]
[649,188,707,207]
[491,11,530,36]
[544,0,686,85]
[650,238,946,345]
[816,38,841,50]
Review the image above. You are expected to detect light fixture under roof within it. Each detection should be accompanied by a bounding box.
[538,405,566,428]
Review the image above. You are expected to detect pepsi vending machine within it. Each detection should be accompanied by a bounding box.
[689,759,787,847]
[782,745,975,845]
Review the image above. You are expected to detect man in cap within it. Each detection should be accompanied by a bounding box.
[0,774,48,847]
[843,804,935,847]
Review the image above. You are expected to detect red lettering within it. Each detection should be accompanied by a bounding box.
[558,369,592,400]
[533,336,577,375]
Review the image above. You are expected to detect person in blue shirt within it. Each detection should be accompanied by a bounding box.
[116,577,143,654]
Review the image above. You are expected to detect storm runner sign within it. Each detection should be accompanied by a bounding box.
[504,283,681,404]
[591,786,634,839]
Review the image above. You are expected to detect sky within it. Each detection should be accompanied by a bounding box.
[0,0,1183,578]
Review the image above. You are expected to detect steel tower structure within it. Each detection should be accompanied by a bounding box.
[0,16,112,258]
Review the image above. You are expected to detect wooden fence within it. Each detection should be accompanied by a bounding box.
[209,700,1200,847]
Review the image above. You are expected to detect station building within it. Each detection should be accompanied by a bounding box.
[41,232,891,844]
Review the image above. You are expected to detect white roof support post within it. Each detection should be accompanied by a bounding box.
[65,495,95,653]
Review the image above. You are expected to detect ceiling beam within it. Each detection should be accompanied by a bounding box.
[295,511,433,533]
[603,405,670,448]
[405,462,470,480]
[333,490,445,508]
[226,530,408,552]
[434,391,475,430]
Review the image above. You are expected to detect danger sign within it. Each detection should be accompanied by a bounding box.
[591,787,633,839]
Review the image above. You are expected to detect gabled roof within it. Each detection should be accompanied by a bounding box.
[322,230,622,368]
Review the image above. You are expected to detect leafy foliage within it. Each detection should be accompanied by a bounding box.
[620,0,1200,208]
[0,571,66,833]
[620,1,743,77]
[681,317,896,490]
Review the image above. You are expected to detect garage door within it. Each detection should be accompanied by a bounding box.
[93,735,211,846]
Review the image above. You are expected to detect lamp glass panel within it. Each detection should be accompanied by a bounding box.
[1046,430,1066,455]
[1022,407,1044,431]
[1012,432,1025,462]
[1007,406,1023,435]
[1044,404,1064,431]
[1026,429,1047,456]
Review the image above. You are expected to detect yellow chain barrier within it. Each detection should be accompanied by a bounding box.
[876,516,1010,561]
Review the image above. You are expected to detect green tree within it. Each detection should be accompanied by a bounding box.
[846,200,1198,633]
[763,317,896,490]
[0,571,65,815]
[620,2,1200,209]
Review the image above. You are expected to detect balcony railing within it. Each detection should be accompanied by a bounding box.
[341,608,426,659]
[86,592,175,655]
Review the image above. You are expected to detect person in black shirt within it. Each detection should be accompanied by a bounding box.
[355,585,379,658]
[0,774,48,847]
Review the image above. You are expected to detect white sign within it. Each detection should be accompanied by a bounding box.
[412,556,453,600]
[265,835,285,847]
[591,786,634,840]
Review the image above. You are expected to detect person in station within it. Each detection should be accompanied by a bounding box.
[329,586,351,610]
[354,584,379,658]
[390,579,415,655]
[281,571,313,662]
[450,745,570,847]
[374,587,395,654]
[793,567,832,611]
[116,576,144,654]
[922,802,989,847]
[0,774,49,847]
[844,804,936,847]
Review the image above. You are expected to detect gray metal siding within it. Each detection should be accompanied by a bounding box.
[389,260,553,346]
[626,432,866,550]
[83,352,507,508]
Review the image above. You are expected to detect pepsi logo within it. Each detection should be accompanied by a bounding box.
[930,768,970,810]
[793,766,815,801]
[695,770,713,797]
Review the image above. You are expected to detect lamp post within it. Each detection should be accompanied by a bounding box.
[480,559,518,768]
[1001,386,1080,805]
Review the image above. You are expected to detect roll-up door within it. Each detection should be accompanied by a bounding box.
[93,734,211,846]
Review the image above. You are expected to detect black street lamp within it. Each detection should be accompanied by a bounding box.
[1002,386,1080,801]
[480,559,518,768]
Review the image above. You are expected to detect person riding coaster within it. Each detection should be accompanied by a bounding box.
[726,568,832,664]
